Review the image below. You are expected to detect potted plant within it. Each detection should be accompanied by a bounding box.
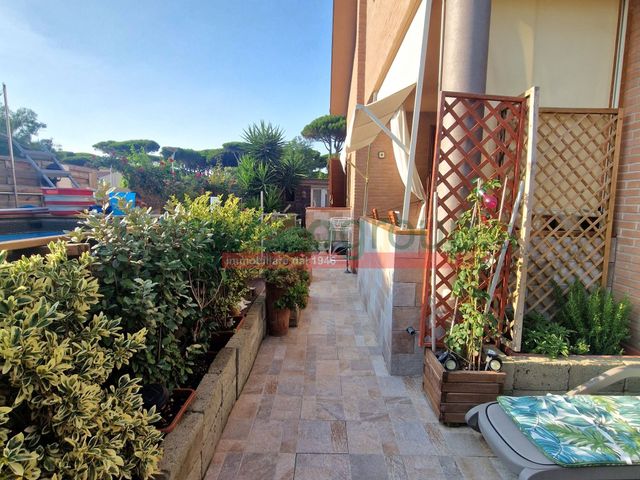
[286,272,310,327]
[424,180,515,424]
[264,227,316,330]
[263,267,300,336]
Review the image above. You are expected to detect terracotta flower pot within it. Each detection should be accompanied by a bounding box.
[270,307,291,336]
[158,388,196,434]
[266,283,285,319]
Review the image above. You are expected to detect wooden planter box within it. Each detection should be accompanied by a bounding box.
[423,349,506,424]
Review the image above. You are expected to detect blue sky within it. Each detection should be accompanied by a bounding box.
[0,1,333,153]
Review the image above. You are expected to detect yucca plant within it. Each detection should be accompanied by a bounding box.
[262,185,284,213]
[241,121,286,165]
[236,155,273,198]
[0,243,162,479]
[275,148,310,198]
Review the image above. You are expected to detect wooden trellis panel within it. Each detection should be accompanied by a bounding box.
[523,108,623,316]
[419,91,527,347]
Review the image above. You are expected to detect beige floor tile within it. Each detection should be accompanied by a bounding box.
[293,454,351,480]
[203,269,510,480]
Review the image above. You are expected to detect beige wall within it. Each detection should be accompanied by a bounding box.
[358,217,427,375]
[487,0,620,107]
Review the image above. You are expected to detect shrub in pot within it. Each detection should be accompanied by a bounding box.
[424,180,514,423]
[0,243,162,479]
[264,268,299,336]
[263,226,316,333]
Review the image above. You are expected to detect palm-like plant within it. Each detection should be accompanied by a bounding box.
[242,121,286,165]
[262,184,283,212]
[236,155,273,197]
[275,147,310,198]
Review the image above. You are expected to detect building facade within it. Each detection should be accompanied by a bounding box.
[330,0,639,375]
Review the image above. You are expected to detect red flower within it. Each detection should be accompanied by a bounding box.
[160,161,166,166]
[195,172,202,178]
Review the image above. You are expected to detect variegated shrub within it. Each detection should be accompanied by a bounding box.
[0,242,163,479]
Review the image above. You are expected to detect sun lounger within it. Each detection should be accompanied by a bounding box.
[466,365,640,480]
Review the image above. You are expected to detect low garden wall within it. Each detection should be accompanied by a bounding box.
[501,353,640,395]
[156,292,267,480]
[357,217,426,375]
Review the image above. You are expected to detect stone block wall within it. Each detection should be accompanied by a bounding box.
[501,354,640,396]
[358,217,426,375]
[157,294,266,480]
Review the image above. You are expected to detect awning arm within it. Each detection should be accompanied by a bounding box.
[356,104,410,156]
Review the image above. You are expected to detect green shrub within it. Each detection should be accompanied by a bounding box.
[171,195,279,331]
[73,204,204,389]
[263,226,313,311]
[264,226,319,254]
[272,270,310,311]
[554,281,631,355]
[0,243,162,479]
[523,282,631,358]
[74,194,279,388]
[523,312,572,358]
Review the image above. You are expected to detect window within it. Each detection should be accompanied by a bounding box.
[310,188,328,207]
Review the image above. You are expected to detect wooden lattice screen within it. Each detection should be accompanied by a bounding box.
[523,108,623,316]
[419,91,527,347]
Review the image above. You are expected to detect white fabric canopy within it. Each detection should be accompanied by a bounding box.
[390,107,427,228]
[342,83,416,169]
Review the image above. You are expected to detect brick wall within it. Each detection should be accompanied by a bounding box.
[613,0,640,348]
[350,112,435,227]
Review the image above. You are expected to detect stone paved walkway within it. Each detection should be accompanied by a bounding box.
[205,269,515,480]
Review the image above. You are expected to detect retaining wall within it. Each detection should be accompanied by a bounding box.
[501,353,640,396]
[156,293,266,480]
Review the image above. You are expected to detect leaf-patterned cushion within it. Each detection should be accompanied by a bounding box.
[498,395,640,467]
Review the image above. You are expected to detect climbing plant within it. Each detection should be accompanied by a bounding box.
[443,180,515,370]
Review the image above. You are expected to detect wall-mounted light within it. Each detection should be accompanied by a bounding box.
[377,151,385,159]
[406,326,416,336]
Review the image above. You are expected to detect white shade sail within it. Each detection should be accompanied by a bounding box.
[390,107,427,228]
[343,83,416,158]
